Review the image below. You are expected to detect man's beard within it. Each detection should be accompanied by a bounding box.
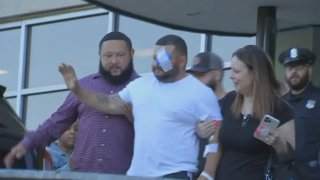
[207,81,217,91]
[99,60,134,85]
[286,73,310,91]
[153,66,180,83]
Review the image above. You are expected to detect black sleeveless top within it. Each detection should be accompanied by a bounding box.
[216,91,293,180]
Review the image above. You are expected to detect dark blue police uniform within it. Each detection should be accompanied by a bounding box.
[280,48,320,180]
[283,83,320,179]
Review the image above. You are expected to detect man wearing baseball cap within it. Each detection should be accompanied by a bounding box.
[279,48,320,179]
[187,52,227,178]
[187,52,226,100]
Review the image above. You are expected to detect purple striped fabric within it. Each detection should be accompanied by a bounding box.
[21,71,139,174]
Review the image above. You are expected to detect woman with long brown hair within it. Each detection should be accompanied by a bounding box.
[199,45,295,180]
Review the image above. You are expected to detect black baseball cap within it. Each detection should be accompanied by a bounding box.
[278,48,316,66]
[186,52,223,73]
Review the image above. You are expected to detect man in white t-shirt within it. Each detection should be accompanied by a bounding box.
[58,34,222,179]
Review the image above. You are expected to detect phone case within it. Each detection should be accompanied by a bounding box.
[254,115,280,143]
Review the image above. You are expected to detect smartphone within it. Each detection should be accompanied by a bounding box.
[254,115,280,143]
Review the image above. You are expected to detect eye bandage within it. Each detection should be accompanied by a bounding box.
[156,48,173,72]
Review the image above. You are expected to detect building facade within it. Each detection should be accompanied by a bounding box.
[6,0,303,130]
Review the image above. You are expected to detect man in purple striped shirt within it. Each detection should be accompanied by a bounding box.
[4,32,139,174]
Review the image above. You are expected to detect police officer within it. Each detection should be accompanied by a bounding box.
[279,48,320,180]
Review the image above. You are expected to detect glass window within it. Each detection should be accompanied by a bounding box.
[5,97,17,112]
[211,35,256,63]
[119,16,202,74]
[27,14,108,88]
[24,91,69,130]
[212,35,256,92]
[0,28,21,91]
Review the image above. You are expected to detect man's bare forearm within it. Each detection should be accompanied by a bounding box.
[59,63,125,115]
[72,82,124,115]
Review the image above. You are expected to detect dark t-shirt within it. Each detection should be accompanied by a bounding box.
[216,91,293,180]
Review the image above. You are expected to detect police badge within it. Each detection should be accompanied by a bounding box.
[306,99,316,109]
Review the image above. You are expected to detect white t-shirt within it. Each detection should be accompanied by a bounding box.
[119,74,222,177]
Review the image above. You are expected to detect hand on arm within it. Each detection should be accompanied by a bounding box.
[196,120,220,139]
[4,144,27,168]
[58,63,126,115]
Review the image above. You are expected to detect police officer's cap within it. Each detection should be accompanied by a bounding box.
[278,48,316,66]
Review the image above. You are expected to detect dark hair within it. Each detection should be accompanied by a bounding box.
[155,35,187,56]
[0,85,6,98]
[99,32,132,53]
[231,45,282,120]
